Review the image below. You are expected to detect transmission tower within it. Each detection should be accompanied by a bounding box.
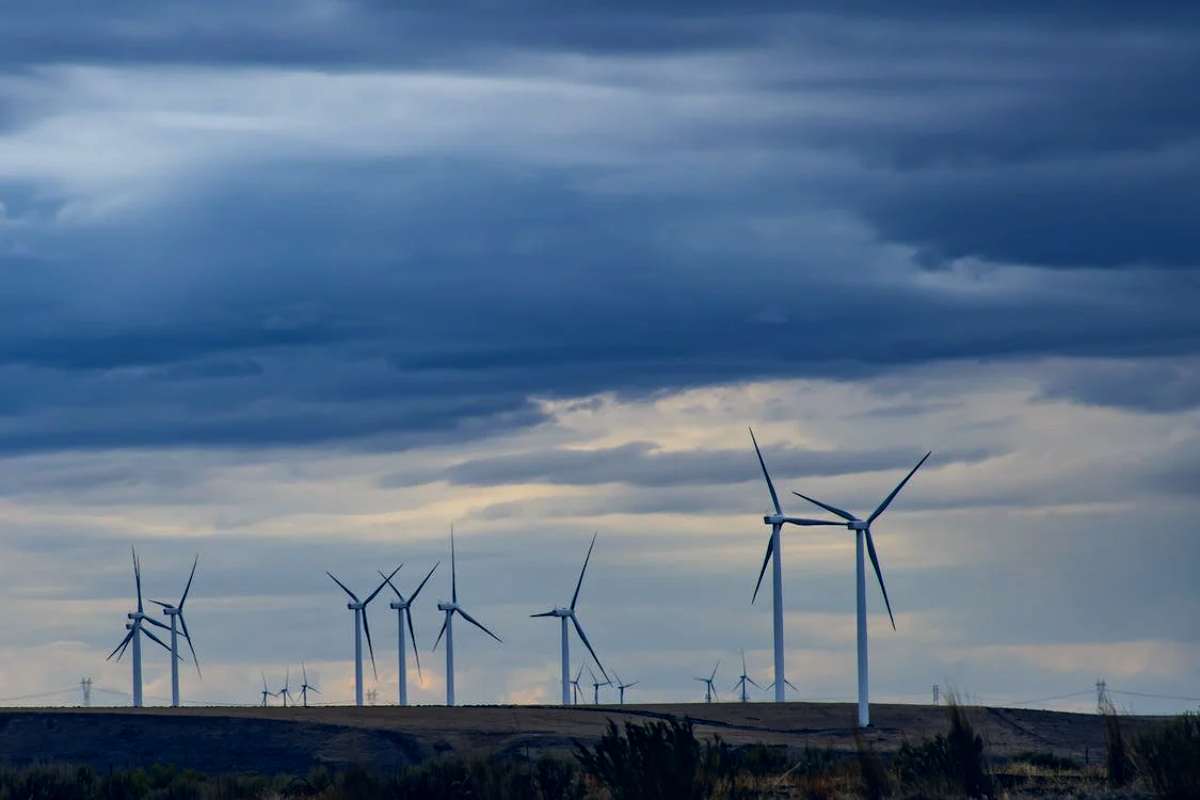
[80,677,93,707]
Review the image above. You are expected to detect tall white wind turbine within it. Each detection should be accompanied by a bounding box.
[530,532,608,705]
[569,665,585,704]
[151,554,200,707]
[382,562,439,706]
[326,565,401,707]
[614,673,638,705]
[106,547,177,707]
[732,650,762,703]
[276,668,294,707]
[260,673,272,707]
[694,661,720,703]
[748,429,843,702]
[588,665,610,705]
[299,662,319,707]
[791,450,931,727]
[433,528,502,706]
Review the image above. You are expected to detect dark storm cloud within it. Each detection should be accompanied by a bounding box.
[1037,360,1200,413]
[0,4,1197,455]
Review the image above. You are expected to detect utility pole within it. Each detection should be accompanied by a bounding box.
[80,677,93,707]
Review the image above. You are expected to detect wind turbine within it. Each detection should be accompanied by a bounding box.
[530,532,608,705]
[748,429,843,702]
[588,665,610,705]
[326,565,401,707]
[694,661,720,703]
[260,673,272,707]
[383,562,438,706]
[732,650,762,703]
[614,673,639,705]
[106,547,177,707]
[791,450,931,727]
[433,528,502,706]
[765,678,799,698]
[276,668,294,707]
[298,663,319,707]
[569,665,585,704]
[151,554,200,708]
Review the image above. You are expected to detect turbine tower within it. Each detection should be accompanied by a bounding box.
[614,673,638,705]
[151,554,200,707]
[299,663,319,707]
[732,650,762,702]
[106,547,176,707]
[749,429,843,702]
[792,450,931,727]
[259,673,272,707]
[531,532,608,705]
[694,661,720,703]
[382,562,438,706]
[326,565,400,707]
[433,528,502,706]
[588,665,610,704]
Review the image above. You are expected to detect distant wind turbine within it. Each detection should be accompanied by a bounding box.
[791,450,931,727]
[383,562,438,706]
[732,650,762,702]
[694,661,720,703]
[614,673,638,705]
[106,547,177,707]
[326,565,400,707]
[748,429,843,702]
[765,678,799,697]
[569,665,585,704]
[260,673,272,707]
[276,668,294,707]
[433,527,502,706]
[531,532,608,705]
[299,663,319,707]
[151,554,200,708]
[588,665,610,705]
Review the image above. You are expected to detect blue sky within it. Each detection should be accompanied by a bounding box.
[0,3,1197,711]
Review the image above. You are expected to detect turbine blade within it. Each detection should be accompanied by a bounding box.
[571,615,608,682]
[409,562,439,603]
[458,608,502,643]
[710,661,720,681]
[864,529,897,630]
[790,491,854,522]
[747,677,763,689]
[178,613,201,676]
[326,572,360,604]
[132,547,144,613]
[310,686,320,694]
[107,629,135,661]
[406,606,422,680]
[450,527,458,604]
[785,679,799,692]
[362,608,378,678]
[149,600,174,609]
[751,532,775,604]
[141,625,174,654]
[366,564,402,606]
[143,616,171,632]
[570,531,598,611]
[179,554,198,608]
[302,662,308,685]
[741,649,746,675]
[749,427,782,515]
[868,451,932,524]
[530,610,558,618]
[262,672,268,690]
[432,615,448,652]
[782,517,844,526]
[380,570,404,600]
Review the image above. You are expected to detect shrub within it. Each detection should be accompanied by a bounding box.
[893,697,992,798]
[1101,701,1133,787]
[854,733,890,800]
[574,718,727,800]
[1134,712,1200,800]
[1010,750,1080,771]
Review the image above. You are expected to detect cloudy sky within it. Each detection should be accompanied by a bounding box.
[0,3,1197,713]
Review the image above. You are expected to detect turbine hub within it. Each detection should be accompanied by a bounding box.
[389,600,409,610]
[437,601,457,611]
[763,514,785,525]
[849,520,868,530]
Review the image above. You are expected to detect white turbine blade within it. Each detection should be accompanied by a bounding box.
[361,607,378,678]
[749,427,782,515]
[783,516,844,526]
[179,554,199,608]
[864,529,897,630]
[785,679,799,692]
[868,450,932,524]
[530,610,558,618]
[178,612,201,676]
[432,615,448,652]
[790,491,855,522]
[380,569,405,600]
[458,608,502,643]
[570,532,598,611]
[143,616,171,632]
[450,526,457,604]
[751,533,774,604]
[149,600,174,609]
[747,677,763,689]
[132,547,144,613]
[326,572,360,604]
[571,615,608,682]
[409,562,439,603]
[107,629,135,661]
[709,661,720,682]
[366,564,403,605]
[406,606,422,680]
[140,625,174,655]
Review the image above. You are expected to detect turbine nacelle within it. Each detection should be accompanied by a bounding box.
[346,602,366,611]
[763,513,785,525]
[848,520,869,531]
[438,601,458,612]
[389,599,411,611]
[127,612,144,621]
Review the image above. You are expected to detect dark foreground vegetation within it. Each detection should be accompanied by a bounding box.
[0,706,1195,799]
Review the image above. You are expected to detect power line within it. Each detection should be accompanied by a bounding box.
[1109,689,1200,703]
[0,687,79,704]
